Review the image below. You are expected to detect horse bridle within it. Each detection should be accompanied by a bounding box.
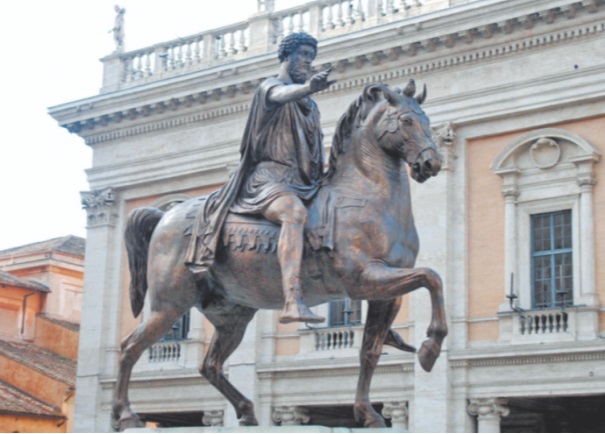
[410,145,439,167]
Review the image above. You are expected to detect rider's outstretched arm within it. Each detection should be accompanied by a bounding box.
[269,68,336,104]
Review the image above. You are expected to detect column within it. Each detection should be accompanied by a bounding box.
[272,406,310,426]
[467,398,510,433]
[76,187,120,432]
[577,176,597,306]
[494,169,520,311]
[382,401,408,430]
[202,409,224,427]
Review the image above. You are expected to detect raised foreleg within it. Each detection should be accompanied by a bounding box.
[360,262,447,372]
[354,298,401,428]
[201,304,259,426]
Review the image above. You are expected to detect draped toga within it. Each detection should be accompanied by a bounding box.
[185,77,325,271]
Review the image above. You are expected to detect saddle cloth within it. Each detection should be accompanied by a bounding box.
[184,192,367,258]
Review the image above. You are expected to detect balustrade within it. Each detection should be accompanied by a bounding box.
[315,327,356,351]
[519,310,569,335]
[102,0,477,91]
[148,341,181,362]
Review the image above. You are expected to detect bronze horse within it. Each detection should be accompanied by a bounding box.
[112,80,447,430]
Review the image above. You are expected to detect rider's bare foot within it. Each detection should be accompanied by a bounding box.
[279,297,324,324]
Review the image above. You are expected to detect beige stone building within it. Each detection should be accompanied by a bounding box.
[49,0,605,431]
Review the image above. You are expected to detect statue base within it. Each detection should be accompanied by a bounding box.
[125,427,405,433]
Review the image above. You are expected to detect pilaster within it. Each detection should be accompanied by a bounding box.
[75,187,121,432]
[467,398,510,433]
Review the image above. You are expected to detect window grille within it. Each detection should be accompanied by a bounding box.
[329,298,362,327]
[531,210,573,309]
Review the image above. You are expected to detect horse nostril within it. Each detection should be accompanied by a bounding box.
[424,160,433,172]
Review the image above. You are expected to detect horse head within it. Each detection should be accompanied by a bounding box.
[363,80,442,183]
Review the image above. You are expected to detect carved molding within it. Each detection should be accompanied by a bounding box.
[80,187,118,227]
[272,406,310,426]
[65,6,605,140]
[450,350,605,368]
[201,409,224,427]
[467,398,510,419]
[382,401,409,428]
[529,137,561,169]
[577,176,597,188]
[258,362,413,380]
[432,122,457,171]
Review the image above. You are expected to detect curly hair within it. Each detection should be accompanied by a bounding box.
[277,32,318,63]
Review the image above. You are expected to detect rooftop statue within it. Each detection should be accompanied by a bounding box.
[110,5,126,53]
[112,32,447,430]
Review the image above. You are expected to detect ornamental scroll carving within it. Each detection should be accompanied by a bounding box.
[81,187,117,227]
[467,398,510,419]
[432,122,457,171]
[272,405,310,426]
[201,409,224,427]
[382,401,409,429]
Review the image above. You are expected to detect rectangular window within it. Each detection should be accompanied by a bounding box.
[531,210,573,308]
[329,298,362,327]
[161,311,190,341]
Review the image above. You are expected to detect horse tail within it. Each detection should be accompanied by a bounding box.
[125,207,164,318]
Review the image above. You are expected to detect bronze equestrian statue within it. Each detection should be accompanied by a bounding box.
[112,32,447,430]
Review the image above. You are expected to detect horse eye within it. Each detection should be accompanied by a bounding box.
[400,116,413,126]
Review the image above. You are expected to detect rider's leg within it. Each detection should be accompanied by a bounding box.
[263,195,324,324]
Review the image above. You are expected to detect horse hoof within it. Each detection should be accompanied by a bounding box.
[119,415,145,431]
[418,340,441,372]
[365,417,387,428]
[239,416,259,426]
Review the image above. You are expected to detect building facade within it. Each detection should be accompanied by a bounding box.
[0,236,85,432]
[49,0,605,431]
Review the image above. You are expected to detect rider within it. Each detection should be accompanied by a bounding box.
[186,32,336,324]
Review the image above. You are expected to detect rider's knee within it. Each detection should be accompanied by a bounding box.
[288,200,308,225]
[269,196,307,225]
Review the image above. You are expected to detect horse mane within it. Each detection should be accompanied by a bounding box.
[325,84,383,180]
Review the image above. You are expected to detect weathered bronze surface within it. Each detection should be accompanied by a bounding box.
[112,33,447,431]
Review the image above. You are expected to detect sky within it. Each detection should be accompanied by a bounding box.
[0,0,305,251]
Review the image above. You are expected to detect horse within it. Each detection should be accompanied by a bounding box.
[111,79,447,430]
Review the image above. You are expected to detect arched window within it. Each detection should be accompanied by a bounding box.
[492,128,600,339]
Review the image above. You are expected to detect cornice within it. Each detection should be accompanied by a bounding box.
[50,0,605,141]
[449,342,605,368]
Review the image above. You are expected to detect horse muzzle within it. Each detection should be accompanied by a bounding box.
[410,146,442,183]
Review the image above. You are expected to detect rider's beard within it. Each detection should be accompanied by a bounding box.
[288,61,310,84]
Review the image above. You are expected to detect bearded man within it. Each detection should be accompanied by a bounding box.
[186,32,336,324]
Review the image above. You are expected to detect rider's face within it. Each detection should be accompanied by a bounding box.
[287,44,315,84]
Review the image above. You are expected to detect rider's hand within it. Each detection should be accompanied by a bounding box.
[309,67,337,93]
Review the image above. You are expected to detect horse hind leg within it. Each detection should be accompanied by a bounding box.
[201,304,258,426]
[112,308,187,431]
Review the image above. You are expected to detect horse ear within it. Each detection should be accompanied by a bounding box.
[416,84,427,105]
[382,85,400,106]
[363,83,384,101]
[403,79,416,97]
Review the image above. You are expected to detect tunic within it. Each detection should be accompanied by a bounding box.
[185,77,325,271]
